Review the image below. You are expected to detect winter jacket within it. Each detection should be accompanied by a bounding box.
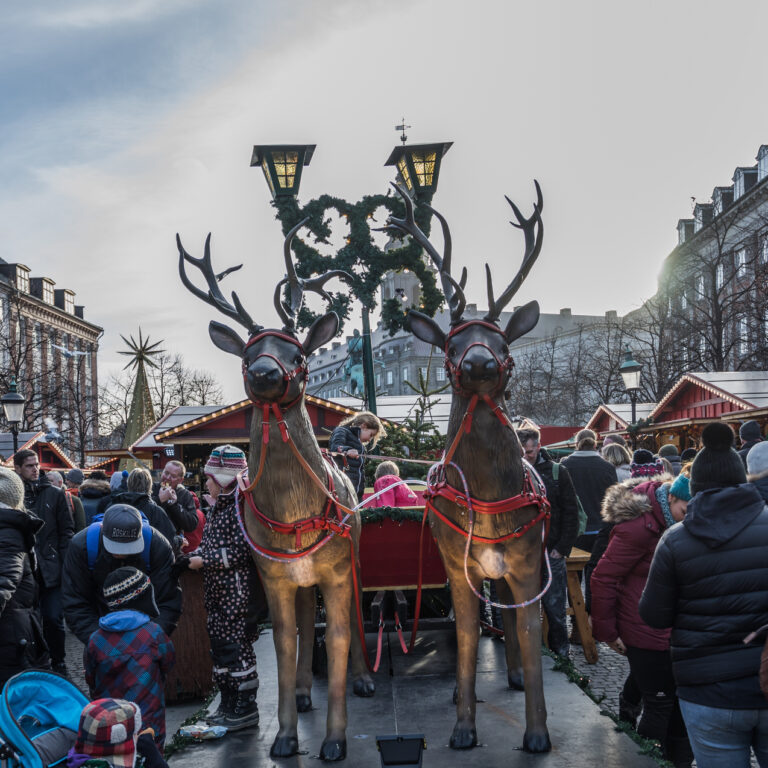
[151,483,198,533]
[85,610,175,747]
[79,479,112,525]
[639,483,768,708]
[22,471,74,588]
[0,506,50,686]
[534,451,579,557]
[373,475,418,508]
[330,425,366,497]
[738,438,762,468]
[591,476,673,651]
[64,491,86,533]
[62,524,181,644]
[560,451,618,533]
[104,491,176,548]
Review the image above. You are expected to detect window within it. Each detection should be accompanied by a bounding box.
[386,370,393,386]
[436,367,446,382]
[64,292,75,314]
[716,263,725,290]
[697,274,705,297]
[376,373,381,388]
[737,316,748,357]
[42,280,54,305]
[762,237,768,263]
[420,366,428,382]
[735,248,747,278]
[681,292,687,311]
[402,367,409,382]
[15,267,29,293]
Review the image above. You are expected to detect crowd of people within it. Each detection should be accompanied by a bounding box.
[1,414,768,766]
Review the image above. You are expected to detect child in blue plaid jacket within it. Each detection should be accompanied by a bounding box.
[84,567,175,748]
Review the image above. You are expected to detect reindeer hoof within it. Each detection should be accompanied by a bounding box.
[353,677,375,698]
[320,738,347,761]
[523,730,551,753]
[507,669,525,690]
[449,724,477,750]
[296,693,312,712]
[270,735,299,758]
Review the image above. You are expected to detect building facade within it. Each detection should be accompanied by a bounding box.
[0,259,102,461]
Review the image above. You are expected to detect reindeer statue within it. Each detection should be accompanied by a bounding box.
[384,182,551,752]
[177,221,374,761]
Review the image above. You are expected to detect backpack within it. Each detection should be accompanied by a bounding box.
[551,462,588,538]
[85,512,152,571]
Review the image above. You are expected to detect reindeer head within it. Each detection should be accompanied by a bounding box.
[385,182,543,398]
[177,219,348,406]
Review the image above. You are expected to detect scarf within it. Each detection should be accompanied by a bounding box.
[655,484,675,528]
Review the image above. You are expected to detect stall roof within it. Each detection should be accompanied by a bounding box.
[586,402,656,432]
[133,405,222,450]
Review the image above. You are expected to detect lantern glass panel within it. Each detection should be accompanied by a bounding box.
[397,156,413,191]
[411,151,436,188]
[271,150,300,190]
[620,368,641,391]
[261,163,276,197]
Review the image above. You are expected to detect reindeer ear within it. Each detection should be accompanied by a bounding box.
[504,300,540,343]
[407,310,446,350]
[303,312,339,356]
[209,321,246,357]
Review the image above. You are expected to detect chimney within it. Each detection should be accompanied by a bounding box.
[605,310,617,320]
[560,308,572,318]
[332,342,341,350]
[74,306,85,319]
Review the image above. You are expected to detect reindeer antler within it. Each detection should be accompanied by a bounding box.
[484,180,544,323]
[275,218,354,331]
[383,183,466,324]
[177,233,262,334]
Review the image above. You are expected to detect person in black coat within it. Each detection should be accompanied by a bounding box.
[329,411,385,498]
[13,449,73,674]
[151,461,199,534]
[80,474,112,525]
[0,467,50,686]
[106,468,178,550]
[62,504,181,644]
[737,419,763,468]
[518,428,579,656]
[639,422,768,768]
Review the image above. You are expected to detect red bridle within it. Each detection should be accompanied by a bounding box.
[242,330,308,412]
[444,320,514,399]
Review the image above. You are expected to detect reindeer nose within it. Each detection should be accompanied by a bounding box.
[249,365,282,388]
[461,357,498,381]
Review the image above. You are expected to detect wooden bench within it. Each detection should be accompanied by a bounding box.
[565,547,598,663]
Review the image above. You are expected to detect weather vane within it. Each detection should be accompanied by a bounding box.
[395,117,411,146]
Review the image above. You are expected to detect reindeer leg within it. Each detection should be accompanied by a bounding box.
[266,582,301,758]
[495,579,524,690]
[447,564,480,750]
[350,558,375,698]
[505,569,551,753]
[318,575,352,761]
[296,586,315,712]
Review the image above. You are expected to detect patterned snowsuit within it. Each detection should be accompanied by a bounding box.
[197,489,260,691]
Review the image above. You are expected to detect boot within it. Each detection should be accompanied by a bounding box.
[618,692,642,730]
[219,685,260,731]
[205,685,236,726]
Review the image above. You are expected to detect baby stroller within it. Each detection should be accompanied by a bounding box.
[0,669,88,767]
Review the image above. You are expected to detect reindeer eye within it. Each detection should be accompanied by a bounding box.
[294,353,303,365]
[447,346,456,357]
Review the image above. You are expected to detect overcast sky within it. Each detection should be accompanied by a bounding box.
[4,0,768,402]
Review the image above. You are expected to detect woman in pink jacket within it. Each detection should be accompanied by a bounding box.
[372,462,418,507]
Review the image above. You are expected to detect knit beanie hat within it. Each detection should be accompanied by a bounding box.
[102,566,159,618]
[602,434,627,448]
[680,448,697,462]
[0,467,24,509]
[669,474,691,502]
[658,444,679,459]
[73,698,141,767]
[739,420,762,443]
[690,422,746,496]
[204,444,247,490]
[747,441,768,478]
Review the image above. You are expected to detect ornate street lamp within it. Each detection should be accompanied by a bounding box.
[384,142,453,201]
[619,347,643,446]
[250,140,450,414]
[1,377,26,455]
[250,144,316,199]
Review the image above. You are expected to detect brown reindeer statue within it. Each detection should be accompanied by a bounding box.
[384,182,551,753]
[176,221,374,761]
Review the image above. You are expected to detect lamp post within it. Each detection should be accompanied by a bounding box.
[1,377,26,455]
[619,347,643,447]
[251,140,451,414]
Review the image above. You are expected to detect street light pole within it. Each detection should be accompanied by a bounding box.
[251,140,452,416]
[619,347,643,449]
[1,377,26,455]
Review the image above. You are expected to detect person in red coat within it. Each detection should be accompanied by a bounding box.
[372,461,418,507]
[591,473,693,767]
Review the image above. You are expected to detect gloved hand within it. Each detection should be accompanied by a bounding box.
[170,554,191,579]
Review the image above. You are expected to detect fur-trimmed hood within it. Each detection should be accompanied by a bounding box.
[600,474,674,524]
[79,478,111,498]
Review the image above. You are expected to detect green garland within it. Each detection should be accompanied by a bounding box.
[273,194,443,334]
[360,506,425,525]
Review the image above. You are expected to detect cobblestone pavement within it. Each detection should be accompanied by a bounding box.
[566,635,630,716]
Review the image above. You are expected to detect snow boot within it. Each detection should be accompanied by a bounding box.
[205,685,236,726]
[220,684,260,731]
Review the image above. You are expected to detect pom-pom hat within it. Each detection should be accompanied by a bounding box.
[204,444,248,490]
[73,698,141,767]
[747,441,768,478]
[0,467,24,510]
[630,448,665,478]
[103,566,159,618]
[690,421,746,496]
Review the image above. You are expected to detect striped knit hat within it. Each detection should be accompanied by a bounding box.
[204,444,247,490]
[102,566,159,618]
[73,698,141,767]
